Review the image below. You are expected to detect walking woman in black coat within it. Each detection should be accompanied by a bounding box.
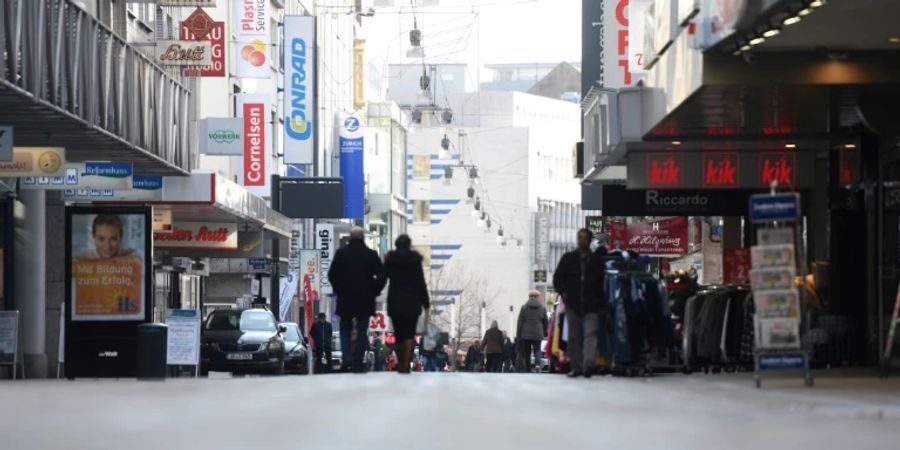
[378,234,430,374]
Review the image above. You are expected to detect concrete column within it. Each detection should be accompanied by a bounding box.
[722,216,743,250]
[45,192,66,376]
[14,190,47,378]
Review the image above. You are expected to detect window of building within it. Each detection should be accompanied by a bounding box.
[412,154,430,179]
[413,200,431,224]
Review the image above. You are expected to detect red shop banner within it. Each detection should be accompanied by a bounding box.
[609,217,688,257]
[180,8,225,77]
[723,248,751,285]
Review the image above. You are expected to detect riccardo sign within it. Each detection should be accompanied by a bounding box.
[586,184,786,217]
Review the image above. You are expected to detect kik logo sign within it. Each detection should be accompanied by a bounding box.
[759,153,796,187]
[703,153,739,187]
[646,154,683,187]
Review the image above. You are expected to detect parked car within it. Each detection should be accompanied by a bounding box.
[279,322,309,374]
[331,331,375,372]
[201,309,286,376]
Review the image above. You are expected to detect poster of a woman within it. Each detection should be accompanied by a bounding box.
[70,212,147,321]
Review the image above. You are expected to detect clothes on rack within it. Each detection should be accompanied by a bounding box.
[683,286,754,367]
[604,270,674,366]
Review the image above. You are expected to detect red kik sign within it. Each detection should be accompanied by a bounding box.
[758,152,796,187]
[703,153,740,188]
[646,153,684,188]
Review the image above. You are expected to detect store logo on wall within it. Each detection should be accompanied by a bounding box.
[180,8,225,77]
[242,102,265,187]
[233,0,269,78]
[183,7,214,39]
[646,153,683,187]
[703,153,739,187]
[759,152,796,187]
[283,15,316,164]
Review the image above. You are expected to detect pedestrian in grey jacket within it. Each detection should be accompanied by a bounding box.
[517,291,548,372]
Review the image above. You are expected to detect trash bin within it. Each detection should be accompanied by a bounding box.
[137,323,167,380]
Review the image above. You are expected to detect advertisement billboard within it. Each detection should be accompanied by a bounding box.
[22,162,133,191]
[534,213,551,268]
[198,118,243,155]
[69,210,149,321]
[283,15,316,165]
[180,9,225,77]
[0,147,65,178]
[609,217,688,257]
[153,222,238,250]
[233,0,270,78]
[339,113,364,219]
[601,0,642,89]
[315,224,334,295]
[300,249,320,332]
[235,94,271,197]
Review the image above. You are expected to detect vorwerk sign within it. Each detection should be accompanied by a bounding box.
[283,16,316,165]
[198,118,243,155]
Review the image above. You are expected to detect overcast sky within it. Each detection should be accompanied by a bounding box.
[364,0,581,81]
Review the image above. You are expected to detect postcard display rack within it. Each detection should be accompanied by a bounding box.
[748,192,813,388]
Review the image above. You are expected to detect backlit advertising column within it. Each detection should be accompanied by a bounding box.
[235,94,271,197]
[339,113,364,219]
[283,15,316,164]
[233,0,270,78]
[65,206,152,378]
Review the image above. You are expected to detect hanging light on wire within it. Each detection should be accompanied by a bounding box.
[439,134,452,160]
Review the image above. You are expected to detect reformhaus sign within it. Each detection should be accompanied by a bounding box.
[199,118,243,155]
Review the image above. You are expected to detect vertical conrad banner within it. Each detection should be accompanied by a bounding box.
[315,223,334,295]
[233,0,270,78]
[235,94,271,197]
[283,16,316,164]
[339,114,364,219]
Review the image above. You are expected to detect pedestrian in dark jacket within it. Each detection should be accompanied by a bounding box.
[377,234,430,375]
[465,341,483,372]
[553,228,605,378]
[310,313,333,374]
[482,321,504,373]
[328,227,383,373]
[517,290,549,372]
[502,337,516,372]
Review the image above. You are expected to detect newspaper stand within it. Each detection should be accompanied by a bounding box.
[748,191,813,388]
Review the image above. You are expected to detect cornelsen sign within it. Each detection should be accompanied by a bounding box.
[155,41,212,66]
[235,94,271,197]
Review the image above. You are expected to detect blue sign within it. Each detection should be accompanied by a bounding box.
[133,176,163,190]
[339,114,364,219]
[84,162,133,178]
[249,257,269,270]
[758,353,806,371]
[749,193,801,224]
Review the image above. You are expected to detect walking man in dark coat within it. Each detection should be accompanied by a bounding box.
[553,228,604,378]
[310,313,333,374]
[328,227,383,373]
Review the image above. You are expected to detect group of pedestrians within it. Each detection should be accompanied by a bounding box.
[312,226,605,379]
[323,227,430,375]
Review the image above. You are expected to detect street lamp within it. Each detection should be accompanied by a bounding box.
[439,134,452,160]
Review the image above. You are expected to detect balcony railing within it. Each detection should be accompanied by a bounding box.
[0,0,194,174]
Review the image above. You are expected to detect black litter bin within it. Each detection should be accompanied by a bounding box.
[137,323,168,380]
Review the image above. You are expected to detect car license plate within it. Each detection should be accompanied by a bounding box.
[227,353,253,361]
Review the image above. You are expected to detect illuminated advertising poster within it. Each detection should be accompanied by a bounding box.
[70,211,148,321]
[299,249,319,333]
[283,15,316,164]
[235,93,271,197]
[233,0,270,78]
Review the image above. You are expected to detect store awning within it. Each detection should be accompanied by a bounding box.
[66,172,292,238]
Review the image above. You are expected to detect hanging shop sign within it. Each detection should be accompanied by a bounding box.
[1,147,65,178]
[153,209,173,233]
[696,0,750,49]
[154,222,238,250]
[627,0,653,76]
[589,184,765,216]
[748,193,800,224]
[0,311,19,365]
[0,126,12,161]
[609,216,688,257]
[300,249,320,332]
[585,216,605,237]
[839,149,861,186]
[370,311,388,331]
[534,213,551,268]
[279,273,299,321]
[602,0,641,88]
[283,15,317,165]
[315,224,334,295]
[627,150,815,190]
[235,94,271,197]
[233,0,270,79]
[155,40,212,66]
[180,10,225,77]
[22,162,133,191]
[159,1,218,6]
[69,209,150,321]
[63,175,163,201]
[339,113,365,219]
[198,118,243,155]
